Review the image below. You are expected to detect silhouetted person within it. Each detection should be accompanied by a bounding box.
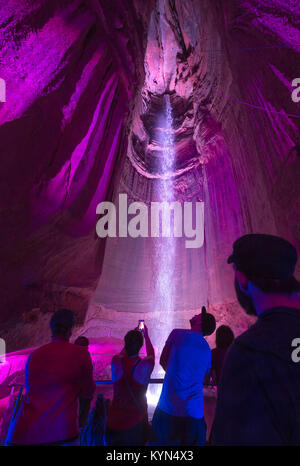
[211,234,300,445]
[74,335,92,429]
[74,336,89,347]
[151,307,216,446]
[6,309,95,445]
[80,394,109,446]
[211,325,234,386]
[106,325,155,446]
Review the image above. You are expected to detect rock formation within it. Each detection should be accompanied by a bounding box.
[0,0,299,351]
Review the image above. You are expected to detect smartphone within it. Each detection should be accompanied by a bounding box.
[138,319,144,331]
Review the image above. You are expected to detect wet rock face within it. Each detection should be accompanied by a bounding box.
[0,0,153,327]
[91,0,300,326]
[0,0,300,349]
[131,92,197,176]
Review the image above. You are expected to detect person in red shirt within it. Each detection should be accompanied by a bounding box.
[5,309,95,445]
[106,325,155,446]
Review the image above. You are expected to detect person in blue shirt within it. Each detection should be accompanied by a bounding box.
[151,307,216,446]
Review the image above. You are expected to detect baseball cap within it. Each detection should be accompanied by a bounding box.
[201,306,216,336]
[190,306,216,336]
[227,234,300,292]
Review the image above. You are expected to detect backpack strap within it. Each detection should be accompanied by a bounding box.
[131,358,141,376]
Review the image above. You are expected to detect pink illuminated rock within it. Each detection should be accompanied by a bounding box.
[0,0,299,352]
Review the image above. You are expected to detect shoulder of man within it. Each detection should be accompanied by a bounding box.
[71,344,93,364]
[111,353,124,367]
[165,329,176,344]
[233,319,269,355]
[169,328,188,338]
[221,333,263,386]
[27,341,55,361]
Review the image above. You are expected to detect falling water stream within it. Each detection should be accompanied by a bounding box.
[156,94,176,312]
[147,94,176,409]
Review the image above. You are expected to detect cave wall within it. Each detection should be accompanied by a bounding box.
[87,0,300,343]
[0,0,299,351]
[85,0,300,351]
[0,0,153,348]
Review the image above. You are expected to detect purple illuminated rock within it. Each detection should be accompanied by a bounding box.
[0,0,299,350]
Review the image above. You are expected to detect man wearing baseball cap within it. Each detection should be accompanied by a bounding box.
[151,306,216,446]
[211,234,300,445]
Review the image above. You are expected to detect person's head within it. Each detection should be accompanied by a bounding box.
[124,330,144,357]
[190,306,216,336]
[228,234,300,315]
[50,309,75,341]
[215,325,234,349]
[74,336,89,347]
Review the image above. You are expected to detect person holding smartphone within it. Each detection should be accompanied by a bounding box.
[106,323,155,446]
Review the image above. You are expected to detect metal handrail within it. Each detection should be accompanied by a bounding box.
[95,378,165,385]
[95,379,215,386]
[10,386,24,422]
[2,379,164,443]
[2,379,215,444]
[1,385,24,445]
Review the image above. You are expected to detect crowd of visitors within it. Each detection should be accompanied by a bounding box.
[4,233,300,446]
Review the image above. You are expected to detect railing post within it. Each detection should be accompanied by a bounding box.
[11,385,24,422]
[3,385,24,445]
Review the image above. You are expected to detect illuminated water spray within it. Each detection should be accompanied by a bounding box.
[156,94,176,312]
[147,94,176,408]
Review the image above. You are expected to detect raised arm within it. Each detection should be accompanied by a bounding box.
[142,324,155,359]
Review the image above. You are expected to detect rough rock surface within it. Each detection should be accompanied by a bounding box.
[0,0,153,337]
[89,0,300,333]
[0,0,299,350]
